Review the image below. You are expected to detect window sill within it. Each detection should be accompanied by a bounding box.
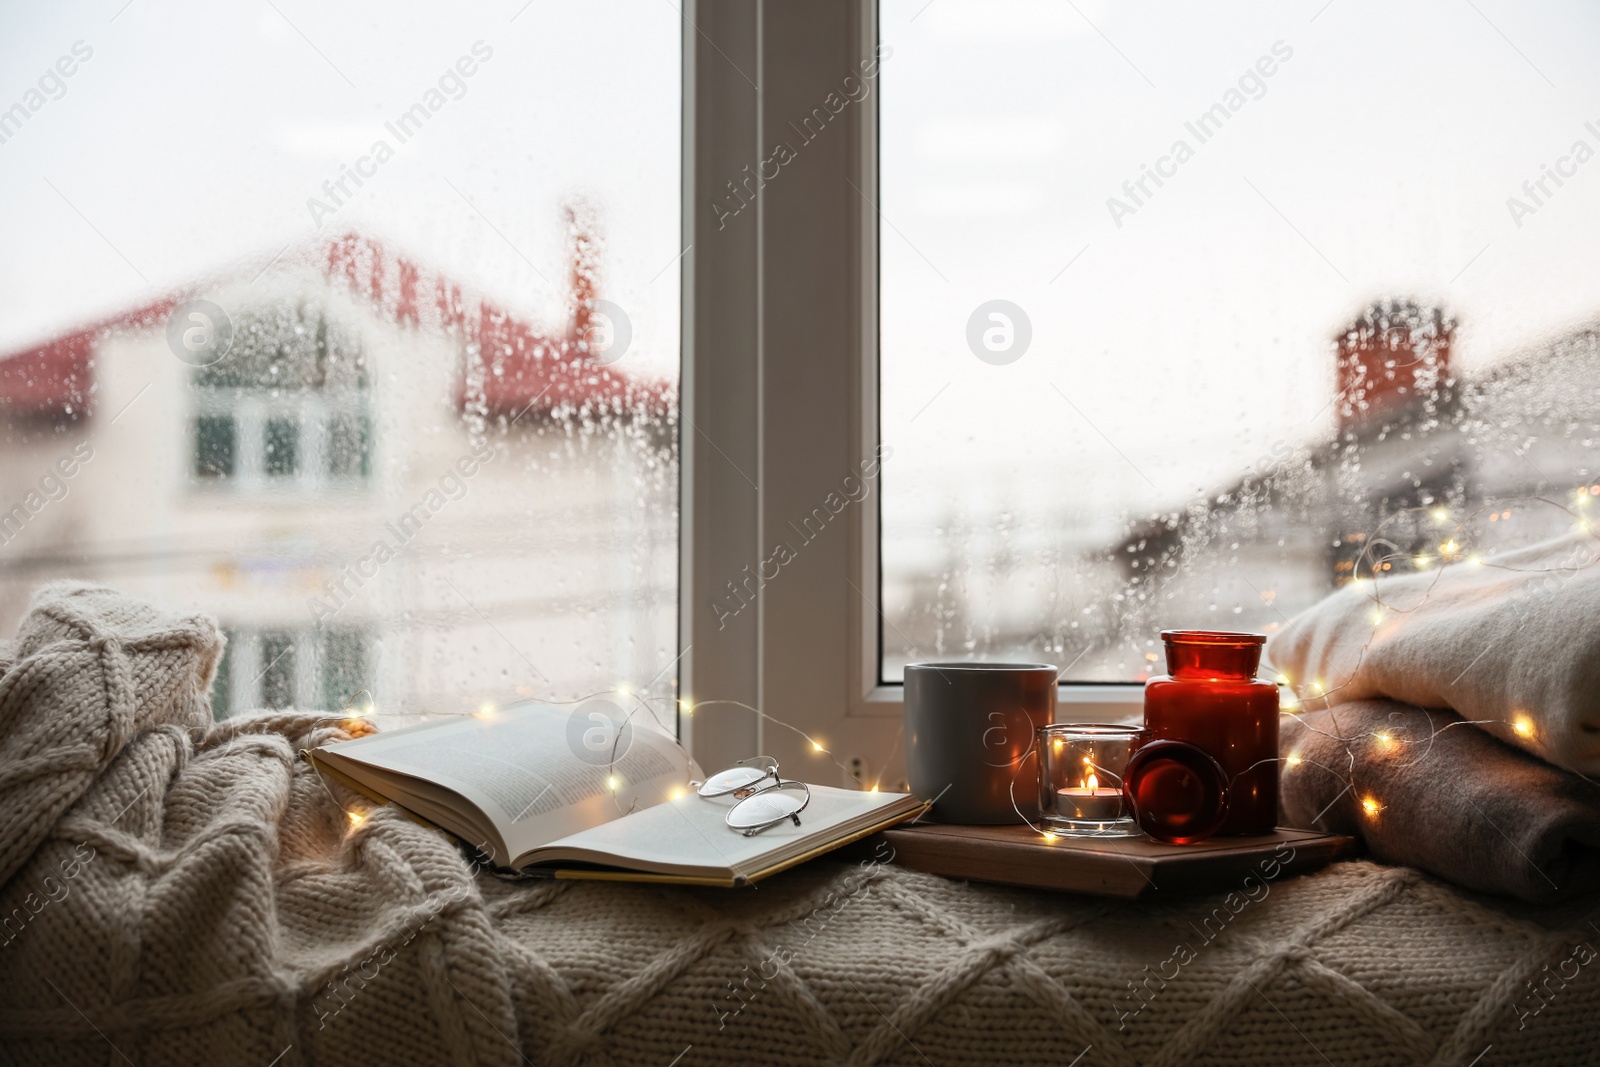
[856,683,1142,723]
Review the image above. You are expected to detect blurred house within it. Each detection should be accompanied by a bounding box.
[1108,299,1600,667]
[881,299,1600,683]
[0,217,677,717]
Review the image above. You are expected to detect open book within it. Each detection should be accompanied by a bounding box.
[307,702,925,886]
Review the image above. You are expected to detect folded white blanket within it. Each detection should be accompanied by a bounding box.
[1267,530,1600,773]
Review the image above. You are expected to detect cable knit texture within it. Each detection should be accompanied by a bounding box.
[2,583,1599,1066]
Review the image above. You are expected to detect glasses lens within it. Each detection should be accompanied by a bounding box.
[726,787,806,829]
[698,765,769,796]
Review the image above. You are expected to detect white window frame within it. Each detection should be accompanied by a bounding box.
[192,388,370,492]
[679,0,1139,786]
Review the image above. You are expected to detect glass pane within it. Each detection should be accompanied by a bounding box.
[194,415,236,480]
[321,627,369,711]
[263,416,300,479]
[879,0,1600,682]
[325,411,371,481]
[258,631,297,710]
[0,4,681,717]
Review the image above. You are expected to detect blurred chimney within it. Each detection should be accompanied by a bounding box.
[1334,299,1455,435]
[564,199,601,353]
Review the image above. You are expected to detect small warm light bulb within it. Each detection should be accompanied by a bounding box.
[1041,832,1058,842]
[1361,796,1381,817]
[607,775,619,791]
[811,741,823,753]
[616,685,631,697]
[1414,555,1432,568]
[1279,692,1299,709]
[869,784,880,793]
[1285,754,1303,768]
[1468,555,1484,568]
[1370,609,1384,625]
[1513,716,1534,739]
[1441,540,1458,556]
[347,811,365,826]
[1313,680,1326,693]
[1432,507,1449,523]
[1374,732,1394,752]
[1278,673,1292,685]
[476,703,495,719]
[669,788,683,800]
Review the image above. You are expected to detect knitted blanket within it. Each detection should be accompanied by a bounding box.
[1267,531,1600,773]
[3,584,1599,1066]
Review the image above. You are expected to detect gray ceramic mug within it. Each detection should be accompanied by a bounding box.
[904,662,1058,824]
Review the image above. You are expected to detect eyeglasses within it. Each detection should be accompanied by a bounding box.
[692,756,812,836]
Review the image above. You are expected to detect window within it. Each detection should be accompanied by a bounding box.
[211,624,373,717]
[190,303,372,490]
[877,0,1600,686]
[678,1,1600,786]
[12,2,1584,784]
[0,4,681,721]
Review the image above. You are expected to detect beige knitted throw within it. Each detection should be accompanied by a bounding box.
[3,583,1599,1066]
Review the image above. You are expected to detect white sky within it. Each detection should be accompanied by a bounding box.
[6,0,1600,663]
[0,0,682,372]
[881,0,1600,519]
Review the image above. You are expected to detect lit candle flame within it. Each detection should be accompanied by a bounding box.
[1086,773,1099,793]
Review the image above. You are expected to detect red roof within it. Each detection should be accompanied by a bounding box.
[0,299,174,419]
[0,228,672,422]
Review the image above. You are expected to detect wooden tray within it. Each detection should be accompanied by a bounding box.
[874,823,1358,899]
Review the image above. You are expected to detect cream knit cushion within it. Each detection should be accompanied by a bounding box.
[2,583,1597,1065]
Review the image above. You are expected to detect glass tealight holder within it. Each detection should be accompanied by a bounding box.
[1037,724,1146,837]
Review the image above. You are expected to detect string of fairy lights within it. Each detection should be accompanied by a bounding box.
[309,490,1600,846]
[1263,492,1600,828]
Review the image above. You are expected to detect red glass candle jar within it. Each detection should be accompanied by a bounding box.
[1142,630,1279,835]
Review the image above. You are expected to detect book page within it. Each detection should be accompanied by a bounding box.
[324,703,695,861]
[526,784,918,877]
